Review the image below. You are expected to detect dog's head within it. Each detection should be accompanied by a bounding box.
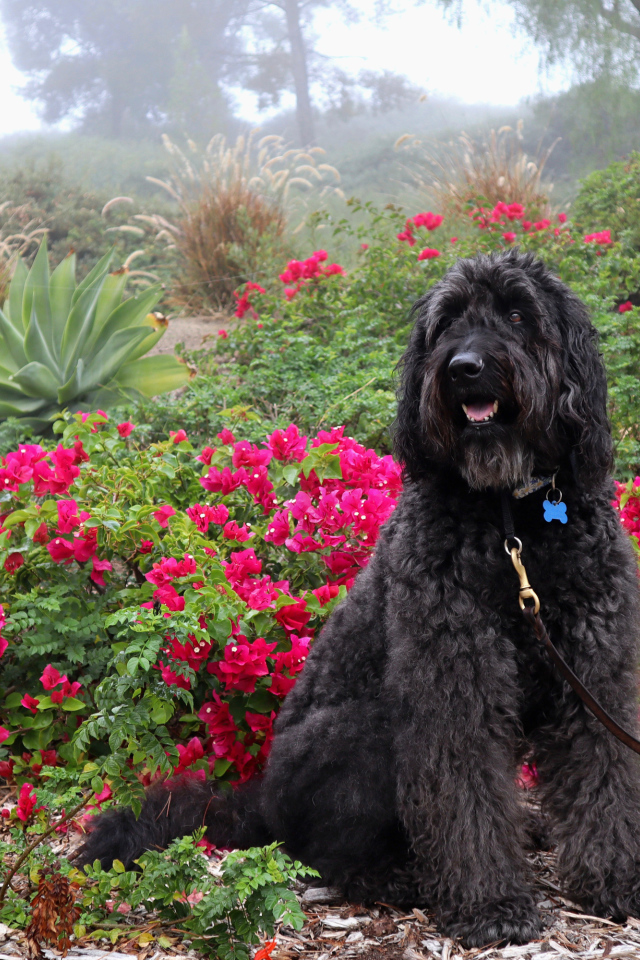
[395,249,612,490]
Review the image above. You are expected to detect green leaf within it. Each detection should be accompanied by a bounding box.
[81,326,155,392]
[22,237,51,345]
[115,354,189,397]
[24,300,60,374]
[86,285,162,359]
[7,256,28,331]
[93,268,129,334]
[12,361,60,400]
[49,251,77,353]
[70,247,113,307]
[60,271,112,377]
[62,697,86,712]
[0,307,28,369]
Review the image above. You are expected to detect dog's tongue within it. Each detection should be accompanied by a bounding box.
[465,401,494,422]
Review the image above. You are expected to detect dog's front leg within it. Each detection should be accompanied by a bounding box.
[532,609,640,921]
[387,597,542,947]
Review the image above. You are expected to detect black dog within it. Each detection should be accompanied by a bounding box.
[79,250,640,946]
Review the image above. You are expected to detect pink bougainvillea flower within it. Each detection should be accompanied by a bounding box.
[266,423,307,462]
[16,783,44,822]
[619,301,634,314]
[56,499,80,533]
[47,537,75,564]
[584,229,612,244]
[153,504,176,528]
[153,584,185,612]
[91,557,112,586]
[200,465,248,495]
[223,520,251,542]
[33,522,49,544]
[274,599,312,634]
[0,759,14,780]
[170,429,188,444]
[139,539,154,553]
[196,446,216,465]
[232,441,272,470]
[450,236,458,243]
[218,329,228,339]
[117,421,135,438]
[40,665,67,690]
[265,509,291,545]
[4,552,24,574]
[558,212,567,223]
[312,583,341,606]
[417,248,441,261]
[187,502,227,532]
[412,211,443,230]
[21,694,40,714]
[157,661,191,689]
[0,636,7,658]
[503,232,516,243]
[216,428,235,445]
[522,220,531,231]
[208,635,278,693]
[0,726,10,744]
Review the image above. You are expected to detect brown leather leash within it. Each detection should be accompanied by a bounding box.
[501,492,640,756]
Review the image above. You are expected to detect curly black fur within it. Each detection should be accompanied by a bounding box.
[78,250,640,947]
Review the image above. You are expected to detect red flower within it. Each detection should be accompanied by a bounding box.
[16,783,44,822]
[584,230,612,245]
[0,759,14,780]
[196,446,216,464]
[91,557,112,586]
[47,537,75,564]
[0,726,9,744]
[232,441,272,470]
[4,552,24,574]
[522,220,531,231]
[223,520,251,542]
[417,248,441,260]
[153,584,185,611]
[312,583,341,606]
[33,522,49,544]
[40,665,67,690]
[21,694,40,714]
[503,232,516,243]
[158,661,191,689]
[174,737,205,775]
[117,421,135,438]
[265,509,291,545]
[266,423,307,462]
[619,301,633,314]
[412,211,443,230]
[558,212,567,224]
[207,635,277,693]
[187,502,229,532]
[170,429,188,444]
[153,504,175,528]
[217,429,236,444]
[139,539,154,554]
[274,598,311,634]
[218,329,228,339]
[200,466,247,495]
[56,499,80,533]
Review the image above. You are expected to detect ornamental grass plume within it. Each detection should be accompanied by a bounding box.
[395,121,557,219]
[133,134,342,314]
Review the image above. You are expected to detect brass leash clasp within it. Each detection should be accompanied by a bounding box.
[504,538,541,613]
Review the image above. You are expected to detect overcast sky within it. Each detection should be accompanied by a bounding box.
[0,0,569,137]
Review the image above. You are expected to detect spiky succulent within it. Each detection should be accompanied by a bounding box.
[0,238,189,428]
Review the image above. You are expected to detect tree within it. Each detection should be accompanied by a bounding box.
[439,0,640,81]
[0,0,248,136]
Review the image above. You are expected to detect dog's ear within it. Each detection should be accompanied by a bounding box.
[394,294,432,479]
[556,290,613,489]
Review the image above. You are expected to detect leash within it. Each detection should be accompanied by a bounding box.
[500,490,640,756]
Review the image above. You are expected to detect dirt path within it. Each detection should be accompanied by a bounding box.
[149,314,234,357]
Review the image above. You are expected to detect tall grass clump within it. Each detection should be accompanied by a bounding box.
[396,121,558,220]
[136,133,342,314]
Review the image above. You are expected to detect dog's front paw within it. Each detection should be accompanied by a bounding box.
[446,893,542,948]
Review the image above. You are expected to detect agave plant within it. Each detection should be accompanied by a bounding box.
[0,238,189,428]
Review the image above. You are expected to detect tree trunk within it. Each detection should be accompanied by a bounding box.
[283,0,315,145]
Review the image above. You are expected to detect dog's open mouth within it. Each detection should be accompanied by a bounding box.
[462,399,499,425]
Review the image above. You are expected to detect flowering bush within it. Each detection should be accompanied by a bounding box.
[128,194,640,476]
[0,411,401,808]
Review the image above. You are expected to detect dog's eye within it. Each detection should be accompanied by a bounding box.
[508,311,523,323]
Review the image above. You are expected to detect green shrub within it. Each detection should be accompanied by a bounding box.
[572,152,640,253]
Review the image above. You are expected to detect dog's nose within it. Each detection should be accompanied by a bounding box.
[448,352,484,382]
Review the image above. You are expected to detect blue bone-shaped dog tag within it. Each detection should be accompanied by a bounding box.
[543,500,568,523]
